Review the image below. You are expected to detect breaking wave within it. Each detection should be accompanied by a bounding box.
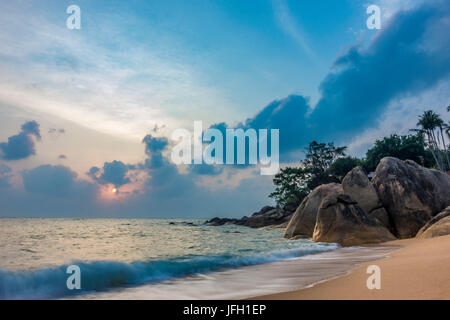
[0,243,338,299]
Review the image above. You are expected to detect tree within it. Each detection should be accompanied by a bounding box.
[414,110,449,171]
[269,167,310,208]
[328,156,363,180]
[302,141,346,189]
[364,133,434,172]
[269,141,347,207]
[446,106,450,141]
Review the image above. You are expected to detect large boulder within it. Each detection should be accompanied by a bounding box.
[416,206,450,239]
[312,194,396,246]
[342,166,391,230]
[284,183,343,239]
[372,157,450,238]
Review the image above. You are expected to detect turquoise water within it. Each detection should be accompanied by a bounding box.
[0,218,339,299]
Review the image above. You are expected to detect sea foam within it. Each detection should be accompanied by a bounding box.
[0,244,338,299]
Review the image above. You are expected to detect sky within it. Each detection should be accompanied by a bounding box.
[0,0,449,218]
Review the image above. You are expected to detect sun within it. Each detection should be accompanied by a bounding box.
[112,188,117,193]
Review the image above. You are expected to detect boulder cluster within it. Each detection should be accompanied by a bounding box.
[285,157,450,246]
[205,203,296,229]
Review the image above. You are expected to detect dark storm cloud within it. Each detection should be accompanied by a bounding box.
[0,121,41,160]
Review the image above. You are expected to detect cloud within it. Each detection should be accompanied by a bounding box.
[142,134,169,154]
[0,3,234,141]
[141,134,170,169]
[0,164,98,217]
[310,2,450,139]
[22,164,94,198]
[346,79,450,156]
[122,136,273,217]
[48,128,65,139]
[88,160,133,187]
[0,121,41,160]
[2,2,450,218]
[272,0,318,62]
[0,163,12,188]
[243,95,311,154]
[21,121,41,139]
[238,1,450,160]
[0,163,11,174]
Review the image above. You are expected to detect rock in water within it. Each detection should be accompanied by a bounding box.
[342,166,391,230]
[205,205,293,228]
[372,157,450,239]
[312,194,396,246]
[284,183,343,239]
[416,206,450,238]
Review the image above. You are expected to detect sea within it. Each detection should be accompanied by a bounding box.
[0,218,395,299]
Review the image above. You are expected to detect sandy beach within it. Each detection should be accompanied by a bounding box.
[254,234,450,300]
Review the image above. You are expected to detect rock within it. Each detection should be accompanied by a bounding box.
[241,207,292,228]
[251,206,275,216]
[205,205,293,229]
[284,183,343,239]
[416,206,450,238]
[372,157,450,239]
[416,216,450,239]
[282,202,298,213]
[312,194,396,246]
[204,217,238,226]
[342,166,391,230]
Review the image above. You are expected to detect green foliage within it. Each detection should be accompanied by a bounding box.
[269,141,347,207]
[303,141,348,190]
[269,167,309,208]
[328,156,364,180]
[364,133,434,172]
[446,106,450,140]
[269,108,449,207]
[414,110,449,171]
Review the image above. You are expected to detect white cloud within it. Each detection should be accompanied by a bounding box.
[0,3,235,141]
[347,78,450,156]
[373,0,426,20]
[271,0,319,64]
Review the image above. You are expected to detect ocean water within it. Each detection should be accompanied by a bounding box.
[0,218,340,299]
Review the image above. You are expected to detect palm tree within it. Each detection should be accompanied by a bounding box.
[446,123,450,142]
[446,106,450,140]
[416,110,449,171]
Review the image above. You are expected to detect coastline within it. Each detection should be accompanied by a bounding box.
[74,242,398,299]
[252,234,450,300]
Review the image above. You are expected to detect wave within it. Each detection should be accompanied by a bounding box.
[0,243,338,299]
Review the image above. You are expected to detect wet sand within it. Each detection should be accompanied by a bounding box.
[253,235,450,300]
[76,245,396,299]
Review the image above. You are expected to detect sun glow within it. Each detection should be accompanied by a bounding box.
[112,188,117,193]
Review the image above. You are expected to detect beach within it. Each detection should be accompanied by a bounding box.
[254,234,450,300]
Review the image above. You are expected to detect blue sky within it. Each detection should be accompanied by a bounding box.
[0,0,449,217]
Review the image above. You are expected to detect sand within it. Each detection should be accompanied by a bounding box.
[254,235,450,300]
